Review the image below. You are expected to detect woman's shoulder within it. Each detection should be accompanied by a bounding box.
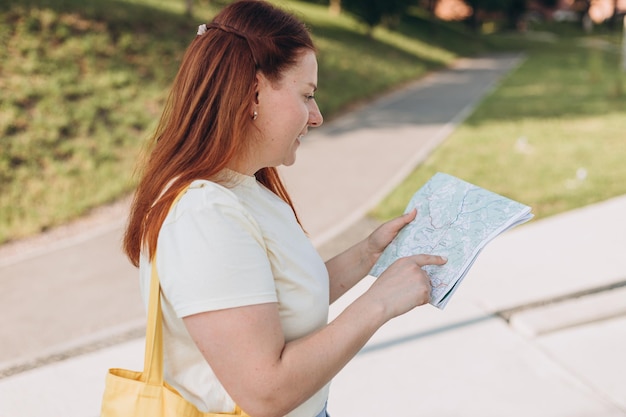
[165,179,263,228]
[160,178,267,248]
[174,179,243,213]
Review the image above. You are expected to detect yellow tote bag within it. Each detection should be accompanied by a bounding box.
[101,188,250,417]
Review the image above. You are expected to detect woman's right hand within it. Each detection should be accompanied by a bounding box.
[367,254,447,321]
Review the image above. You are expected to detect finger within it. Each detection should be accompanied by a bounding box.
[385,208,417,231]
[410,254,448,267]
[402,208,417,223]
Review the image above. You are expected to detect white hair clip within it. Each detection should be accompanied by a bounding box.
[197,24,208,36]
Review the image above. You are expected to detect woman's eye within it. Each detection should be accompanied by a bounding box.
[305,94,315,101]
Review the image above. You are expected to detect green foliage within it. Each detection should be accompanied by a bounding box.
[0,0,197,242]
[341,0,412,30]
[539,0,559,7]
[465,0,508,11]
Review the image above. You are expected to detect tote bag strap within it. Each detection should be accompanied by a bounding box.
[142,185,190,386]
[143,255,165,385]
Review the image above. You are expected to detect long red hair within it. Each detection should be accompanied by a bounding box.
[124,0,315,266]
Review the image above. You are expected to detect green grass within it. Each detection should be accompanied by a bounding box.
[0,0,202,242]
[373,30,626,222]
[0,0,486,244]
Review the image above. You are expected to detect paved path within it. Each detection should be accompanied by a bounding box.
[1,53,624,417]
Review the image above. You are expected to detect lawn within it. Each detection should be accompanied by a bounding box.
[372,25,626,222]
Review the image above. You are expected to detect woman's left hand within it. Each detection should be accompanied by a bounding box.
[363,208,417,267]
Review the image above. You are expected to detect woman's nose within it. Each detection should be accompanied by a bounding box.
[309,101,323,127]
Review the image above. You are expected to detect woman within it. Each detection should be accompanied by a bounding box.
[123,1,446,416]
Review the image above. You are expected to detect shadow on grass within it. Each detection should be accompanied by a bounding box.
[399,10,490,57]
[0,0,203,48]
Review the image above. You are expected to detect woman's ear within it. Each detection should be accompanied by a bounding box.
[253,73,261,104]
[250,73,262,120]
[255,71,273,105]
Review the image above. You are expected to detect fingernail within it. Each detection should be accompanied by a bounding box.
[441,256,448,262]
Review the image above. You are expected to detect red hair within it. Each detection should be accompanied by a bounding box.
[124,0,315,266]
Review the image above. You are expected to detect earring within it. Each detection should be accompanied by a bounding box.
[252,111,258,120]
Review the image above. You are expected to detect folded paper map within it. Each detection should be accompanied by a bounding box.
[370,172,533,309]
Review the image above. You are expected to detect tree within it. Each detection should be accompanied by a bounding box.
[609,0,620,30]
[342,0,412,34]
[463,0,540,31]
[506,0,527,30]
[423,0,438,16]
[464,0,500,30]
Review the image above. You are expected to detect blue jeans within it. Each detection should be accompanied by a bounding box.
[315,403,329,417]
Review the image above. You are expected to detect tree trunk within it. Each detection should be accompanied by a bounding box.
[185,0,193,17]
[465,0,481,31]
[329,0,341,16]
[622,16,626,71]
[507,0,527,31]
[580,0,592,33]
[427,0,437,16]
[609,0,619,30]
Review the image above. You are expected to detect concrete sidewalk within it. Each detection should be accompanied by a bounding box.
[327,194,626,416]
[1,53,624,417]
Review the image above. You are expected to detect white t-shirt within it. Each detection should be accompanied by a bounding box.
[139,171,330,417]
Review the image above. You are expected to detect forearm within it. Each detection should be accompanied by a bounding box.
[247,294,387,416]
[265,251,442,415]
[186,296,389,417]
[325,238,376,303]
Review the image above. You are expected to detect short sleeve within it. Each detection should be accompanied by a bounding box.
[156,184,278,318]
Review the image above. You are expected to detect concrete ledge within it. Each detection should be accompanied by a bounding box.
[509,285,626,338]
